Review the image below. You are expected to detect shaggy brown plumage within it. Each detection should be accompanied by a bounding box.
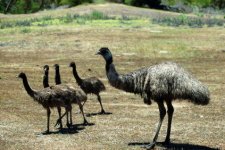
[18,72,72,134]
[97,47,210,149]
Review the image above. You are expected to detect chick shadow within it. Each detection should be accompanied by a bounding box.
[37,125,87,136]
[57,126,84,134]
[71,122,95,127]
[128,142,219,150]
[57,121,95,134]
[86,112,112,117]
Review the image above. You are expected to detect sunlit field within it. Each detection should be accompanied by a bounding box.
[0,3,224,150]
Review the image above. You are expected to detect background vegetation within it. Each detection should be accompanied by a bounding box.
[0,0,224,14]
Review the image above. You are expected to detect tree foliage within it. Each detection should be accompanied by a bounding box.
[0,0,224,14]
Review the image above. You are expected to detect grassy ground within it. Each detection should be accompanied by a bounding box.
[0,3,225,150]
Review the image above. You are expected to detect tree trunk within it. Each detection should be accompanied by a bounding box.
[5,0,17,13]
[24,0,32,13]
[39,0,45,10]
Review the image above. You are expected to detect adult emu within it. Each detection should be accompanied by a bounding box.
[96,47,210,149]
[18,72,72,134]
[69,61,106,114]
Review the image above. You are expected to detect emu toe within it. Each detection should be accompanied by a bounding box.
[164,138,171,145]
[42,130,50,135]
[66,122,72,129]
[142,142,156,150]
[99,109,106,114]
[83,119,89,125]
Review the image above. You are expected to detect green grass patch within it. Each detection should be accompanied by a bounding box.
[1,10,224,31]
[0,11,115,29]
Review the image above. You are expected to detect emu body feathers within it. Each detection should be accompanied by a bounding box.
[107,62,209,105]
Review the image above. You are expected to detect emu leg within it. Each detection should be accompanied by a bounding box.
[78,102,88,125]
[69,108,73,125]
[54,105,71,127]
[57,107,63,130]
[66,105,72,128]
[43,108,51,134]
[165,100,174,144]
[146,101,166,149]
[82,100,87,108]
[76,100,86,114]
[66,109,69,128]
[97,94,105,114]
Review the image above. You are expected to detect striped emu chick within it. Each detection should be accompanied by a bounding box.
[97,47,210,149]
[69,62,106,114]
[18,72,72,134]
[53,64,88,125]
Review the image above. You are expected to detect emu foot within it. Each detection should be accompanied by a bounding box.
[163,138,171,147]
[66,122,73,129]
[99,110,106,114]
[41,130,50,135]
[141,142,156,150]
[83,119,89,125]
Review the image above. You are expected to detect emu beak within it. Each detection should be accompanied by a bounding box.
[96,51,101,55]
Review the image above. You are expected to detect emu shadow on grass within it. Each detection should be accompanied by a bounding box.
[86,111,112,117]
[36,121,94,135]
[128,142,219,150]
[36,125,85,135]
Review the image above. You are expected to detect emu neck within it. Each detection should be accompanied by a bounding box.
[22,76,35,97]
[43,72,49,88]
[72,66,82,85]
[106,62,135,93]
[106,63,120,87]
[55,69,61,85]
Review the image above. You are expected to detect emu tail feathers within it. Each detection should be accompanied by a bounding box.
[190,81,210,105]
[178,77,210,105]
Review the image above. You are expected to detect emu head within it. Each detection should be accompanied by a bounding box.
[96,47,113,64]
[69,62,76,69]
[43,65,49,72]
[54,64,59,70]
[17,72,26,79]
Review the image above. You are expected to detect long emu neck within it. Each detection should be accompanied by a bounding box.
[55,69,61,85]
[22,76,35,97]
[72,66,83,85]
[43,71,49,88]
[105,57,134,93]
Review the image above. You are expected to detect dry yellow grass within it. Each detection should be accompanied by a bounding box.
[0,3,225,150]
